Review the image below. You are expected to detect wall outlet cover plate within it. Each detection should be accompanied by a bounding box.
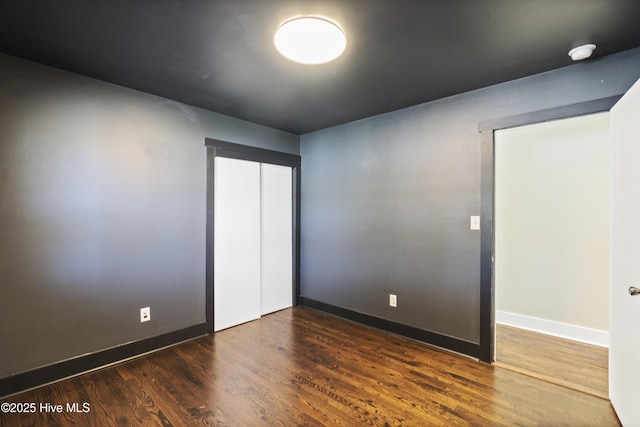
[140,307,151,322]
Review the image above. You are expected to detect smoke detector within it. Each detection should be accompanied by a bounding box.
[568,44,596,61]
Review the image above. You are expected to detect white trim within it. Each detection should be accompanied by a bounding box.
[496,311,609,348]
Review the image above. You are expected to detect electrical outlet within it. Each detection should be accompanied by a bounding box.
[389,294,397,308]
[140,307,151,323]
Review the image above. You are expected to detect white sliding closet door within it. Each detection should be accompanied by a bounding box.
[261,163,293,315]
[214,157,293,331]
[214,157,261,331]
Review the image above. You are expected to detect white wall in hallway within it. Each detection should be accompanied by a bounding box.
[495,112,610,333]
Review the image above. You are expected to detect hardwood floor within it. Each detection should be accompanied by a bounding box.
[1,307,620,426]
[495,323,609,400]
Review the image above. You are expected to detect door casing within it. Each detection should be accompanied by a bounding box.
[477,95,621,362]
[204,138,301,334]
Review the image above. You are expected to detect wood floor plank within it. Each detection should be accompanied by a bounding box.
[1,307,620,426]
[495,323,609,399]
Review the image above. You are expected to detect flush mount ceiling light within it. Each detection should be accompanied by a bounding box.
[568,44,596,61]
[274,16,346,65]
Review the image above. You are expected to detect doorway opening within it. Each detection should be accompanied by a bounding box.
[478,96,622,393]
[493,112,609,398]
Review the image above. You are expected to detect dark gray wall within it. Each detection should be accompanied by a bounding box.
[0,53,298,379]
[300,48,640,344]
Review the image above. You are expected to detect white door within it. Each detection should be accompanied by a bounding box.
[214,157,262,331]
[610,77,640,425]
[260,163,293,315]
[214,157,294,331]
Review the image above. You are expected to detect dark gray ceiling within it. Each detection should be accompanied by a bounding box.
[2,1,640,135]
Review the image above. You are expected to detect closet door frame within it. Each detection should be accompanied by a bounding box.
[204,138,301,334]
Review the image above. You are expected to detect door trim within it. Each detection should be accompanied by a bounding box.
[204,139,301,334]
[477,95,621,362]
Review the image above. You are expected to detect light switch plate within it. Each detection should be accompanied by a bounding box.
[389,294,397,308]
[470,216,480,231]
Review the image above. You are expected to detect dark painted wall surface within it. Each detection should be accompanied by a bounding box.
[0,53,298,379]
[300,48,640,344]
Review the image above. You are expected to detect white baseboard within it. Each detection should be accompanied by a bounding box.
[496,311,608,348]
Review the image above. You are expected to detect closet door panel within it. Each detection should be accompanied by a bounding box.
[260,163,293,315]
[214,157,261,331]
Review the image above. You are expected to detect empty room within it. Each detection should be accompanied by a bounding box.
[1,1,640,426]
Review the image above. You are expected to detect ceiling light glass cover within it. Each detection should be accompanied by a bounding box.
[274,17,346,64]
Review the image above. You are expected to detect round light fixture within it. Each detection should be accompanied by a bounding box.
[568,44,596,61]
[274,16,346,65]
